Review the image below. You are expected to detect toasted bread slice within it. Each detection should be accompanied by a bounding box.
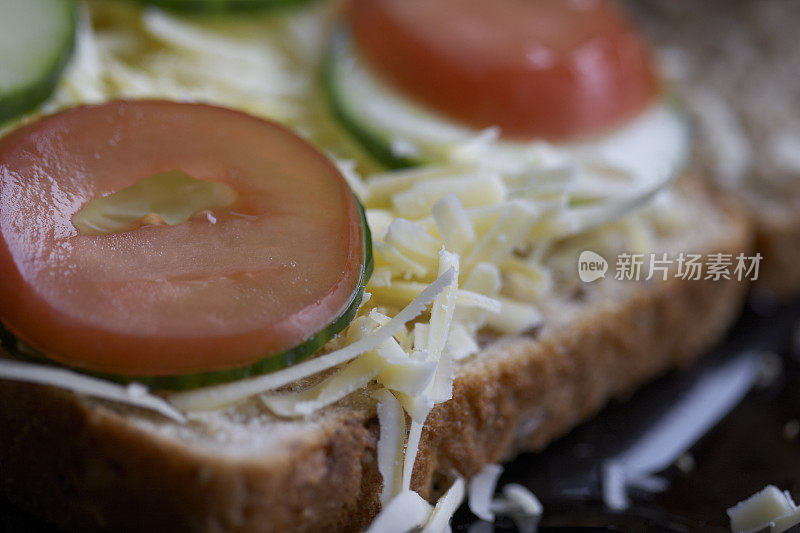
[0,176,752,532]
[623,0,800,298]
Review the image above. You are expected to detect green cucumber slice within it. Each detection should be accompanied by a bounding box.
[132,0,317,13]
[2,198,373,391]
[324,29,583,171]
[324,29,440,169]
[0,0,76,123]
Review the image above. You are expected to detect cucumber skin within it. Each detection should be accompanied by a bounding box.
[322,29,422,171]
[0,1,76,124]
[132,0,318,13]
[1,198,373,391]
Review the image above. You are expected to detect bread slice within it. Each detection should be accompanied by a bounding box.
[0,174,752,532]
[622,0,800,298]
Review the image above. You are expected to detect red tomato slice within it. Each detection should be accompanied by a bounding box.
[349,0,659,141]
[0,101,365,377]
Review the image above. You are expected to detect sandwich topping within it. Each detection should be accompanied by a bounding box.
[0,100,370,388]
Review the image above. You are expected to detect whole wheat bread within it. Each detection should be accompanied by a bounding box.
[0,175,753,532]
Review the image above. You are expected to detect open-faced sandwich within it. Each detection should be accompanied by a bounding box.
[0,0,754,531]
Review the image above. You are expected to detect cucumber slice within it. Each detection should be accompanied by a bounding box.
[133,0,317,13]
[2,199,373,391]
[325,30,585,172]
[324,29,448,169]
[0,0,76,123]
[324,29,692,182]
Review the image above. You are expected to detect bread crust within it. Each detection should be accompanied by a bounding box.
[750,197,800,298]
[0,186,752,532]
[622,0,800,299]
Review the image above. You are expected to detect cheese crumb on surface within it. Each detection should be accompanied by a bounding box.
[728,485,800,533]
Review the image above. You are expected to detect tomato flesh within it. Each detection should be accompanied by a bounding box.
[0,101,365,376]
[349,0,659,141]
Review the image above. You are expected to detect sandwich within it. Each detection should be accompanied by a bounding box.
[0,0,753,531]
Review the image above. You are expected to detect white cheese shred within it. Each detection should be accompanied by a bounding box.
[259,353,380,417]
[421,477,466,533]
[727,485,800,533]
[432,193,476,256]
[373,388,406,506]
[169,267,456,412]
[468,466,542,533]
[427,249,460,403]
[365,490,432,533]
[491,483,543,533]
[402,418,427,492]
[0,359,185,423]
[468,464,504,522]
[401,250,461,493]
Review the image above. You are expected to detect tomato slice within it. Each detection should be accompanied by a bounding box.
[0,100,366,378]
[349,0,659,141]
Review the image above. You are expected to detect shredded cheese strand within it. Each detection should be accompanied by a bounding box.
[421,477,466,533]
[401,250,461,492]
[468,464,504,522]
[0,359,185,423]
[373,388,406,505]
[402,418,427,493]
[365,490,433,533]
[169,268,455,412]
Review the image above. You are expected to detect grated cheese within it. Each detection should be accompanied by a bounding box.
[374,241,429,279]
[727,485,800,533]
[392,174,506,220]
[421,477,466,533]
[462,200,540,277]
[401,250,462,492]
[377,354,437,398]
[169,268,455,412]
[365,166,477,207]
[468,464,504,522]
[454,262,502,329]
[399,411,427,492]
[384,219,442,262]
[444,324,479,361]
[409,322,427,351]
[492,483,543,533]
[373,388,406,505]
[0,359,184,423]
[426,250,460,403]
[432,193,477,256]
[365,490,433,533]
[394,391,434,424]
[260,351,381,417]
[367,282,499,313]
[467,465,543,532]
[485,297,544,336]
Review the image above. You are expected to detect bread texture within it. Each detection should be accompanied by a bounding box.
[0,176,753,532]
[623,0,800,298]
